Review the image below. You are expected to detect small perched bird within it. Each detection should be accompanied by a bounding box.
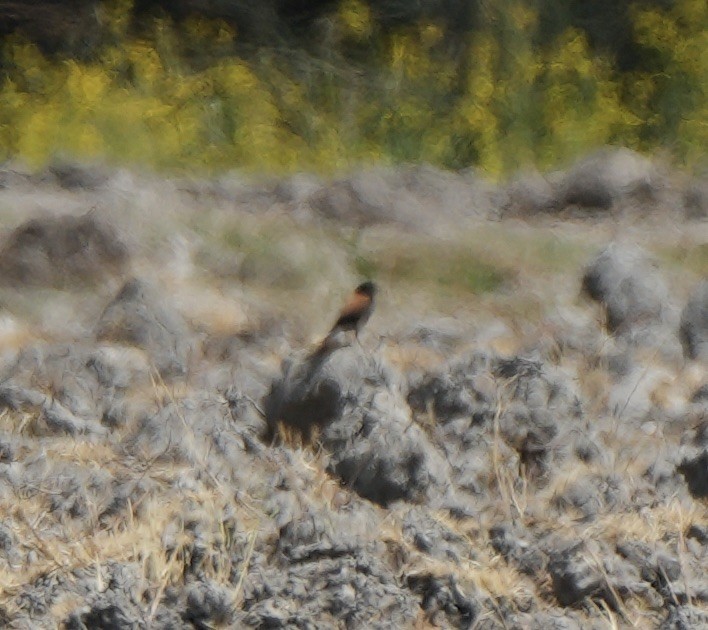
[317,281,377,353]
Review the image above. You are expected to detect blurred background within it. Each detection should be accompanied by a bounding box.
[0,0,705,176]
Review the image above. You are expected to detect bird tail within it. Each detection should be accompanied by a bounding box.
[307,328,343,362]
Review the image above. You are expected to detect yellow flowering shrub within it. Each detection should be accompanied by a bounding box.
[0,0,702,173]
[631,0,707,163]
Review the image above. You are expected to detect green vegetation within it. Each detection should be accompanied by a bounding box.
[213,222,340,289]
[0,0,705,175]
[659,242,708,276]
[354,237,513,296]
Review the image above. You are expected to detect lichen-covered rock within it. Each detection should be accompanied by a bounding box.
[661,605,708,630]
[306,164,494,229]
[0,342,119,435]
[401,507,476,563]
[0,159,705,629]
[95,278,192,377]
[0,213,128,287]
[44,159,112,191]
[501,170,557,216]
[677,449,708,499]
[406,573,479,628]
[548,542,606,606]
[683,178,708,219]
[182,581,235,628]
[679,281,708,361]
[409,353,583,494]
[240,506,420,629]
[407,352,494,425]
[489,524,547,576]
[582,243,674,341]
[558,148,657,210]
[265,346,453,506]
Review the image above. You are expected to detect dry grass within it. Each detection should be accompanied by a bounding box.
[0,175,706,627]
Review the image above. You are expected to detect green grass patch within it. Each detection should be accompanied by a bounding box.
[354,241,511,295]
[658,243,708,277]
[207,221,353,291]
[353,254,379,279]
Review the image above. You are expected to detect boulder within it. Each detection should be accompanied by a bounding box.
[683,178,708,220]
[44,159,112,191]
[501,170,557,216]
[0,213,129,287]
[661,606,708,630]
[264,345,453,506]
[582,243,672,340]
[306,164,494,229]
[679,281,708,361]
[489,524,547,576]
[0,342,123,435]
[548,542,605,606]
[677,449,708,499]
[546,540,646,609]
[558,148,657,210]
[95,278,192,377]
[408,353,583,488]
[405,573,479,627]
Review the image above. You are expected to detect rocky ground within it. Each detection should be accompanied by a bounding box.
[0,148,705,629]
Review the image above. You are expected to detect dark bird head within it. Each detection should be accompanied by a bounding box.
[355,281,377,298]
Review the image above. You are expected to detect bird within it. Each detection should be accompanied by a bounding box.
[315,281,378,354]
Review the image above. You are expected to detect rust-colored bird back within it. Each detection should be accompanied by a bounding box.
[333,291,372,330]
[311,281,378,358]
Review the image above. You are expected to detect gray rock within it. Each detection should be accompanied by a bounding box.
[402,507,475,563]
[122,392,250,477]
[264,346,453,506]
[275,505,364,563]
[494,357,582,481]
[16,571,67,618]
[489,524,547,576]
[182,581,234,628]
[0,161,34,189]
[306,164,493,229]
[406,573,479,628]
[409,353,583,497]
[0,383,47,410]
[661,605,708,629]
[241,507,419,629]
[274,173,324,221]
[65,598,143,630]
[683,178,708,219]
[502,170,557,216]
[63,562,179,630]
[677,449,708,499]
[407,352,494,425]
[558,148,657,210]
[41,397,107,437]
[552,473,628,520]
[0,342,117,434]
[224,387,271,444]
[686,524,708,545]
[523,612,584,630]
[552,479,603,520]
[582,243,673,340]
[87,345,152,390]
[548,543,605,606]
[45,159,112,191]
[95,278,192,377]
[679,281,708,361]
[0,213,128,287]
[616,539,687,608]
[691,384,708,403]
